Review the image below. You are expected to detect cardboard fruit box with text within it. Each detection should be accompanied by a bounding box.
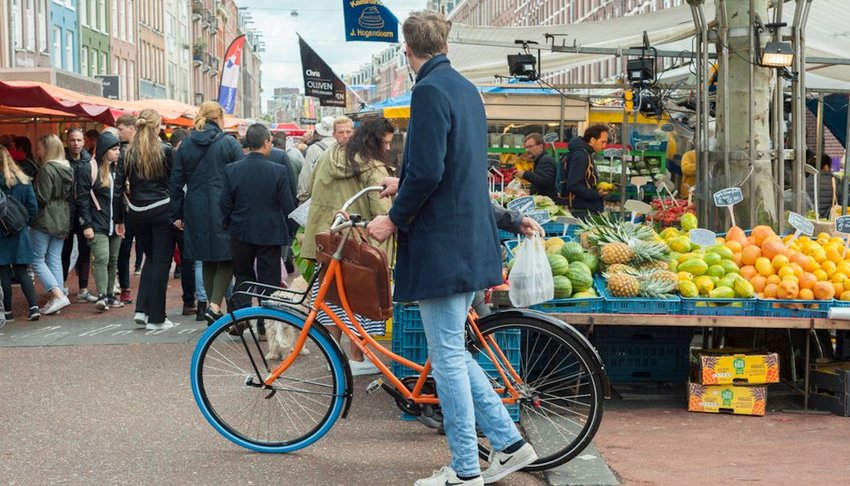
[691,349,780,385]
[687,382,767,416]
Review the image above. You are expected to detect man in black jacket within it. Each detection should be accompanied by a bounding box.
[61,128,97,302]
[221,124,297,315]
[561,124,610,217]
[515,133,558,201]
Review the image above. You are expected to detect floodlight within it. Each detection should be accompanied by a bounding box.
[759,41,794,67]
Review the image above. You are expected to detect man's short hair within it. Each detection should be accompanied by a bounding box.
[582,124,610,143]
[244,123,271,150]
[84,129,100,140]
[170,128,189,147]
[333,116,353,131]
[524,133,543,145]
[403,11,450,58]
[115,114,137,128]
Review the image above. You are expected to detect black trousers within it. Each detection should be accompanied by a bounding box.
[1,264,38,312]
[174,229,195,306]
[61,219,91,289]
[231,239,281,310]
[128,205,175,324]
[118,219,144,290]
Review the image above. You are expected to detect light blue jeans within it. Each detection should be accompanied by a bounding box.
[418,292,522,477]
[31,229,65,294]
[194,260,233,303]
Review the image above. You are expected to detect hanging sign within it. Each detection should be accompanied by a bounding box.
[299,35,347,107]
[343,0,399,43]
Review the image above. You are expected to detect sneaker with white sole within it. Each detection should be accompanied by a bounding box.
[348,359,380,376]
[481,443,538,484]
[77,289,99,303]
[95,295,109,312]
[42,295,71,315]
[415,466,483,486]
[146,319,174,331]
[134,312,148,325]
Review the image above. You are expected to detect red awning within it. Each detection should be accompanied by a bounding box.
[0,80,130,125]
[272,123,306,136]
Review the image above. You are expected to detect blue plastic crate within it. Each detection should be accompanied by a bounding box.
[498,229,515,241]
[543,221,568,237]
[680,297,757,317]
[592,325,694,344]
[755,298,832,318]
[593,276,681,314]
[530,280,604,314]
[594,339,691,382]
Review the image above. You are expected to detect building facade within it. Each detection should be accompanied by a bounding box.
[137,0,166,99]
[110,0,137,100]
[191,0,218,105]
[7,0,52,68]
[165,0,192,104]
[79,0,110,77]
[49,0,80,73]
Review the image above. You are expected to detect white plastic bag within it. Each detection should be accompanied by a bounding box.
[508,234,554,307]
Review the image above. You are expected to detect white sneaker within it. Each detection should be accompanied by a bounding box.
[481,443,538,484]
[415,466,483,486]
[146,319,175,331]
[77,289,98,303]
[348,359,380,376]
[134,312,148,325]
[42,295,71,315]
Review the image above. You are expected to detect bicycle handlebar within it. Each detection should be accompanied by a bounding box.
[329,185,385,232]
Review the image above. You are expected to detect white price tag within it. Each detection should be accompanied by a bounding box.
[689,229,717,248]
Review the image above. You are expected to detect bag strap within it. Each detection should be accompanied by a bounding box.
[831,176,838,221]
[89,160,102,212]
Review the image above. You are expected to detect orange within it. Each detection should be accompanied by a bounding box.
[789,262,804,279]
[832,272,847,286]
[813,269,829,282]
[791,251,809,268]
[766,274,782,286]
[840,290,850,302]
[813,281,836,301]
[805,258,820,273]
[812,249,828,264]
[762,240,785,260]
[746,236,756,245]
[715,237,726,245]
[782,275,799,285]
[799,288,815,300]
[752,225,776,246]
[777,266,796,279]
[763,283,778,298]
[826,247,844,264]
[837,262,850,275]
[725,240,743,254]
[750,275,767,293]
[835,283,845,296]
[742,245,762,266]
[776,280,799,299]
[771,254,790,270]
[739,265,758,280]
[799,272,818,290]
[732,252,744,267]
[755,257,774,276]
[821,260,837,277]
[726,226,748,245]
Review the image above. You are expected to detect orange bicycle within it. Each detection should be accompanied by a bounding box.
[190,187,609,471]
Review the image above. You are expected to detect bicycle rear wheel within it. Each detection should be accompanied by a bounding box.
[473,313,604,470]
[190,307,347,453]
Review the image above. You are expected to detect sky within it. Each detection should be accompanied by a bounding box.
[239,0,426,107]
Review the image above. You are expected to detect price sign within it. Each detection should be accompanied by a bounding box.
[506,196,535,214]
[624,199,653,223]
[543,132,559,144]
[713,187,743,228]
[526,209,552,225]
[604,148,624,158]
[836,216,850,258]
[689,229,717,248]
[788,212,815,237]
[713,187,744,207]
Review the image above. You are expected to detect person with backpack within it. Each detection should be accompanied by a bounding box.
[76,131,126,311]
[170,101,243,324]
[0,146,40,321]
[560,124,610,218]
[117,109,176,330]
[30,134,74,315]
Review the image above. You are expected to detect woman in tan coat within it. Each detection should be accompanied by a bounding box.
[302,117,396,376]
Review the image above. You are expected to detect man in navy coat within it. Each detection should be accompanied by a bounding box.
[220,124,297,312]
[367,11,537,486]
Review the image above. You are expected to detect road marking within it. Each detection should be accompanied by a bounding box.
[22,326,62,337]
[112,330,134,336]
[79,324,122,336]
[43,331,70,338]
[178,329,197,334]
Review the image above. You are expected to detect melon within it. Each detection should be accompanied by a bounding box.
[566,268,593,292]
[578,253,600,274]
[559,242,585,262]
[568,261,593,277]
[553,275,573,299]
[547,254,570,276]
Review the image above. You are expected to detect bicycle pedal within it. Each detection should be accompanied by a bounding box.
[366,378,383,394]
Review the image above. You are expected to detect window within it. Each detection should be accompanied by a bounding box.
[100,51,107,74]
[26,0,35,50]
[128,0,134,42]
[112,0,117,37]
[65,30,73,70]
[128,61,135,100]
[12,0,22,48]
[98,0,106,32]
[81,46,88,74]
[79,0,87,27]
[113,56,118,76]
[119,0,126,40]
[90,49,98,75]
[52,26,62,68]
[121,58,127,99]
[38,0,47,51]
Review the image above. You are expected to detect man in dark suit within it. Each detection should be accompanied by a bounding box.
[220,124,297,313]
[515,132,558,201]
[367,11,537,486]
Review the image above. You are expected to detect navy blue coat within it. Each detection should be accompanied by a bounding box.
[561,136,603,213]
[0,176,38,265]
[169,121,244,261]
[388,55,502,302]
[220,152,297,246]
[268,147,298,204]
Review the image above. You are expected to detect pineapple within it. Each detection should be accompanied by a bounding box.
[688,383,705,412]
[629,240,669,264]
[639,260,669,271]
[654,270,679,286]
[606,263,636,274]
[605,272,640,297]
[600,242,634,265]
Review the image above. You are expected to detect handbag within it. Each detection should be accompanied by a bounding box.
[314,224,392,322]
[0,187,29,236]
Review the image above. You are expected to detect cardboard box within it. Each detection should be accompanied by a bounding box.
[691,349,779,385]
[808,362,850,417]
[687,382,767,416]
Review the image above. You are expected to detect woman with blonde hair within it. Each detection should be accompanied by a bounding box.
[0,146,40,321]
[170,101,243,323]
[30,134,74,315]
[76,131,125,311]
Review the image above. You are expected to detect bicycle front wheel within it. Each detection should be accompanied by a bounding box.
[473,313,605,470]
[190,307,347,453]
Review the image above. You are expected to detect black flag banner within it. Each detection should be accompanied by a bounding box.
[299,35,346,107]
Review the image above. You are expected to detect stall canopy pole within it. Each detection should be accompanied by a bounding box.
[843,96,850,213]
[773,0,785,234]
[748,0,757,226]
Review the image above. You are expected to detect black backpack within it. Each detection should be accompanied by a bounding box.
[0,186,29,236]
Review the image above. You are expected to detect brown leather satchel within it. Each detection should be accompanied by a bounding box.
[314,227,392,322]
